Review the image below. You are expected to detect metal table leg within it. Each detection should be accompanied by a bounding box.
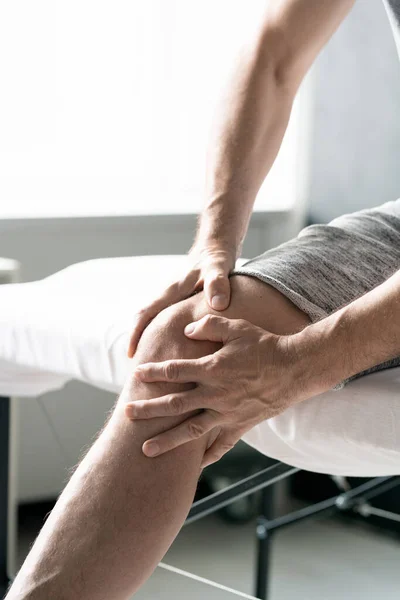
[0,396,10,596]
[255,486,274,600]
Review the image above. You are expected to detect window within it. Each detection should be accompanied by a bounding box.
[0,1,308,218]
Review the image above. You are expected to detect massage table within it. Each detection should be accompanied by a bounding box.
[1,255,400,599]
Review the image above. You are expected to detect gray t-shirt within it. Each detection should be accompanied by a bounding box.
[384,0,400,57]
[233,3,400,390]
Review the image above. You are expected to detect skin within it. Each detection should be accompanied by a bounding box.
[128,0,358,359]
[127,0,360,463]
[9,1,400,598]
[127,269,400,466]
[6,275,310,600]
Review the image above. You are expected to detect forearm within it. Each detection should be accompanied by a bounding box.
[293,269,400,397]
[195,0,356,256]
[195,27,295,255]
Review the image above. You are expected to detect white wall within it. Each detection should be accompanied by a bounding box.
[0,213,292,283]
[309,0,400,223]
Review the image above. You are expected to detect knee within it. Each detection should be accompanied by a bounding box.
[134,294,219,366]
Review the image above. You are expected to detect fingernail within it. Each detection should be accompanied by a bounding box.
[211,294,227,310]
[144,441,159,457]
[184,323,195,334]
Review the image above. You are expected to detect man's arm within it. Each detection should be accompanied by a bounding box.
[126,269,400,467]
[128,0,357,354]
[195,0,357,256]
[293,268,400,395]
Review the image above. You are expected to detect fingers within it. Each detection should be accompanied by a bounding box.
[125,389,211,419]
[134,356,212,384]
[127,271,200,358]
[203,263,231,311]
[184,314,238,344]
[127,253,234,358]
[142,410,221,457]
[200,434,237,469]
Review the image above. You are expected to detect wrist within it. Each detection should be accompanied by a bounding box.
[195,194,253,259]
[190,235,238,262]
[288,311,352,400]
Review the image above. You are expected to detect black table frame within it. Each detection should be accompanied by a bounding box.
[0,397,10,599]
[1,395,399,599]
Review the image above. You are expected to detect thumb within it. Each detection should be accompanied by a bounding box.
[184,314,234,344]
[204,267,231,311]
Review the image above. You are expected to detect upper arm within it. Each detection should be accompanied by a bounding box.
[259,0,357,90]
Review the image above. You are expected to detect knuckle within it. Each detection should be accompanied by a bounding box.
[212,272,226,283]
[220,440,235,453]
[140,403,152,419]
[164,361,179,381]
[135,307,148,319]
[217,393,231,409]
[166,281,180,296]
[175,278,185,294]
[134,401,150,418]
[204,313,216,326]
[208,451,223,465]
[204,355,218,374]
[209,352,221,368]
[187,420,205,439]
[230,318,245,331]
[168,394,183,414]
[189,266,202,280]
[178,274,193,291]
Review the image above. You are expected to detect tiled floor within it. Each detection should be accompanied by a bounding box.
[165,514,400,599]
[16,507,400,599]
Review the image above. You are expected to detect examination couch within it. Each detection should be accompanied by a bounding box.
[1,255,400,599]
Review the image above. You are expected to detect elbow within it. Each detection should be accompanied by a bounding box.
[273,54,300,94]
[256,28,302,96]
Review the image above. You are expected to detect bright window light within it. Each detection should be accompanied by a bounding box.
[0,1,306,218]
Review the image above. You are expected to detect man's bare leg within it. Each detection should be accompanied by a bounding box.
[6,275,310,600]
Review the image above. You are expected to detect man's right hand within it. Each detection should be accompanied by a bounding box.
[127,245,236,358]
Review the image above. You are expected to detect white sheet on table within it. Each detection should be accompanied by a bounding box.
[0,255,399,476]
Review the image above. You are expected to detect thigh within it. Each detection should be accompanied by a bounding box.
[187,274,311,335]
[132,273,311,372]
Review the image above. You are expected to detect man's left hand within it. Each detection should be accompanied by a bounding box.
[125,314,300,468]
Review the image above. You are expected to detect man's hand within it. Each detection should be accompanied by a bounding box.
[125,314,300,468]
[127,246,236,358]
[127,267,400,468]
